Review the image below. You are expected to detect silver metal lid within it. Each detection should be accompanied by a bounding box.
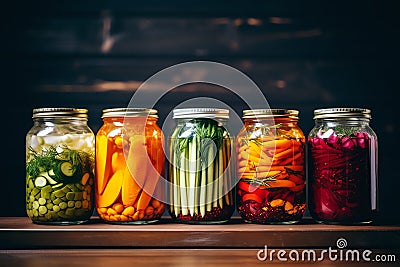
[243,109,299,119]
[313,108,371,120]
[32,108,88,119]
[102,108,158,118]
[173,108,229,119]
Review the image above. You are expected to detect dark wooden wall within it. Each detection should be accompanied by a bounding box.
[2,1,398,223]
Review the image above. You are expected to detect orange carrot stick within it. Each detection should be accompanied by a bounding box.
[284,166,304,172]
[96,135,113,195]
[274,148,295,160]
[97,169,123,208]
[122,135,149,208]
[111,152,126,173]
[263,179,296,188]
[137,137,164,211]
[122,165,142,206]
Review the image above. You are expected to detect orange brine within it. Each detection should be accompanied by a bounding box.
[95,108,165,224]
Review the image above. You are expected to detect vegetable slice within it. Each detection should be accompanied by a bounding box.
[97,169,123,208]
[60,162,74,176]
[34,176,47,187]
[96,135,113,195]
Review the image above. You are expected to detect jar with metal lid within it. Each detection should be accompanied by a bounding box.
[26,108,95,224]
[308,108,378,224]
[95,108,165,224]
[168,108,235,224]
[236,109,306,224]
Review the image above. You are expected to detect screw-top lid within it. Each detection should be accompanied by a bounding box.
[242,109,299,119]
[173,108,229,120]
[102,108,158,118]
[313,108,371,120]
[32,108,88,119]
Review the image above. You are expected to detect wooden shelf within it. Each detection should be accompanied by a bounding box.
[1,217,399,266]
[1,217,399,249]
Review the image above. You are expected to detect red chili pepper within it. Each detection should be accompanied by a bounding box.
[238,181,266,200]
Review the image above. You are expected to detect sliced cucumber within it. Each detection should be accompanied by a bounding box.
[34,176,47,188]
[52,183,64,189]
[48,169,56,177]
[60,162,74,177]
[38,171,58,185]
[53,161,82,184]
[46,174,58,185]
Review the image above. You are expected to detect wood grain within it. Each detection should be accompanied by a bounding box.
[1,217,399,249]
[1,249,399,267]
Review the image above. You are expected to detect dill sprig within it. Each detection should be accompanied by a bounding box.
[241,177,277,187]
[26,145,94,178]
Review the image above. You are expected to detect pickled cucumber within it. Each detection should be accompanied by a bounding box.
[26,138,94,224]
[26,179,94,223]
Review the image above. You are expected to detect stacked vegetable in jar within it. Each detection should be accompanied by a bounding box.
[236,109,306,224]
[308,108,378,224]
[26,107,378,225]
[168,108,235,224]
[95,108,165,224]
[26,108,95,224]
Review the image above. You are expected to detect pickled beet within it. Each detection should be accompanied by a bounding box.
[308,131,375,223]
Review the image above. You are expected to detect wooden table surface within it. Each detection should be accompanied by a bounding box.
[1,217,399,266]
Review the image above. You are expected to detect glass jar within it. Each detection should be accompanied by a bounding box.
[236,109,306,224]
[95,108,165,224]
[168,108,235,224]
[308,108,378,224]
[26,108,95,224]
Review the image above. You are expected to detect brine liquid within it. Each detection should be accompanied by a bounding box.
[308,134,377,224]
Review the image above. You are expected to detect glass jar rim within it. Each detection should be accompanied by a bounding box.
[242,109,299,119]
[102,108,158,118]
[313,108,371,120]
[32,108,88,119]
[173,108,229,120]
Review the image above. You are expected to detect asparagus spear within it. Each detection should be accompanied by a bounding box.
[188,137,196,215]
[218,147,224,208]
[179,148,188,215]
[206,143,214,212]
[170,128,181,217]
[194,135,200,216]
[199,164,206,217]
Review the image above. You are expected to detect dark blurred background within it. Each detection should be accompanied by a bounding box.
[1,1,398,223]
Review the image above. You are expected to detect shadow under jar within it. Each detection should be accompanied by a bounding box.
[236,109,306,224]
[168,108,235,224]
[95,108,165,224]
[308,108,378,225]
[26,108,95,225]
